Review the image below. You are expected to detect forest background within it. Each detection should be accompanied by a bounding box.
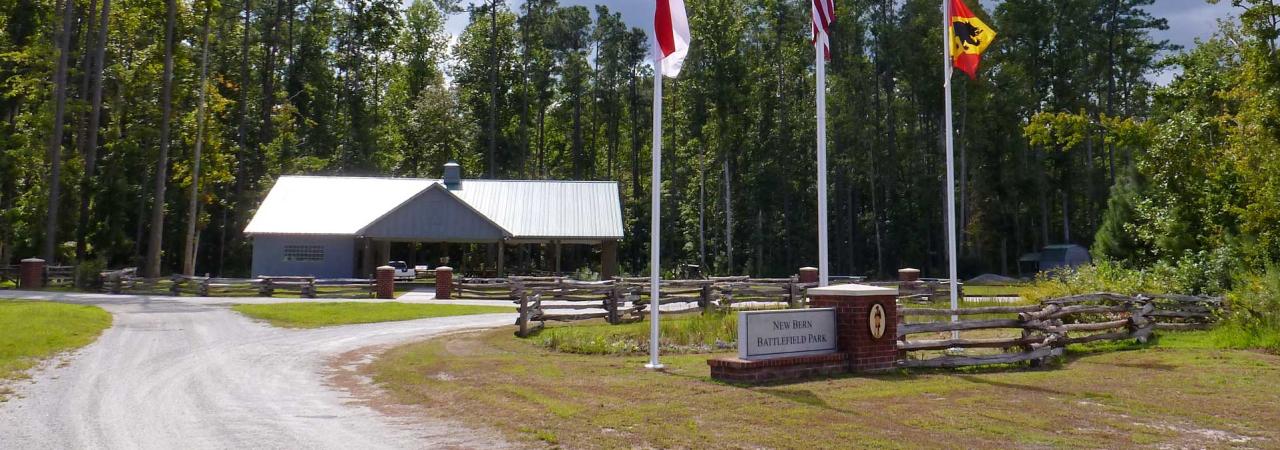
[1,0,1277,291]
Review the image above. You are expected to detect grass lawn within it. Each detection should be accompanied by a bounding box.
[231,302,513,328]
[368,328,1280,448]
[0,300,113,398]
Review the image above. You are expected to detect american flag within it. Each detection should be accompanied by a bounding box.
[812,0,835,60]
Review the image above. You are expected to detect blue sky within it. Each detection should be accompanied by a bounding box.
[441,0,1240,83]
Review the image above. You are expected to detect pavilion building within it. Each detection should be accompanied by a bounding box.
[244,162,624,279]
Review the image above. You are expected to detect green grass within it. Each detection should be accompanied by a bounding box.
[0,280,15,289]
[530,313,738,355]
[231,302,513,328]
[369,327,1280,449]
[0,300,113,393]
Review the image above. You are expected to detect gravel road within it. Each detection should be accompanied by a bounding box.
[0,294,514,449]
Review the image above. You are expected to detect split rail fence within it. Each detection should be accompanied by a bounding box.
[897,293,1222,368]
[448,276,817,337]
[99,268,376,299]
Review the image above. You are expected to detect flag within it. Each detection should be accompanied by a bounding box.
[812,0,835,60]
[654,0,690,78]
[949,0,996,79]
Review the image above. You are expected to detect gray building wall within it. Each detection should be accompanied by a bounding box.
[362,187,506,242]
[251,235,357,278]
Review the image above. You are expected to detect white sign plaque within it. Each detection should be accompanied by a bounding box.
[737,309,838,360]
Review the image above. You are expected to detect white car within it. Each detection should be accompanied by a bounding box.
[388,261,416,281]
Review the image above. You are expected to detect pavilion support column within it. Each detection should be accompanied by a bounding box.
[555,240,562,275]
[362,238,375,278]
[601,239,618,280]
[497,241,505,277]
[376,240,391,269]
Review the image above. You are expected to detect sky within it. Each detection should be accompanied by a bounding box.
[441,0,1241,84]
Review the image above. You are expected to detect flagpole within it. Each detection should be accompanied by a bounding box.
[646,63,665,370]
[816,39,829,288]
[942,0,960,340]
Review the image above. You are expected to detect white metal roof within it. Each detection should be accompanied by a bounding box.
[244,176,624,240]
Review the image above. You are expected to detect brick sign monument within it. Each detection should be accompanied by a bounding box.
[708,283,899,383]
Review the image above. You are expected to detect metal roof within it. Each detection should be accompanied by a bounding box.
[244,176,624,240]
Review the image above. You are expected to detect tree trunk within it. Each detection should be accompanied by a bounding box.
[487,0,498,178]
[76,0,110,262]
[44,0,75,263]
[184,0,212,276]
[145,0,177,277]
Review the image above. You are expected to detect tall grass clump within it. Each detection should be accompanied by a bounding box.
[1213,268,1280,353]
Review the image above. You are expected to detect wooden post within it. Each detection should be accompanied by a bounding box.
[199,278,210,297]
[517,292,530,337]
[700,283,713,315]
[788,276,803,309]
[606,286,620,325]
[259,278,274,297]
[170,275,182,296]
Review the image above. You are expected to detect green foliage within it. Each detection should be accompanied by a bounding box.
[1092,168,1148,264]
[1214,267,1280,352]
[530,313,738,355]
[1021,261,1177,302]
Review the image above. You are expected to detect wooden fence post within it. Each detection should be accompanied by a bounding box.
[606,286,620,325]
[517,292,530,337]
[700,284,714,315]
[170,275,182,296]
[199,278,210,297]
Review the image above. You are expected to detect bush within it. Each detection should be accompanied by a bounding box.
[75,258,107,290]
[1214,268,1280,352]
[1021,260,1178,302]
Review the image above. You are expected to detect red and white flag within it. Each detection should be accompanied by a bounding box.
[654,0,690,78]
[812,0,835,60]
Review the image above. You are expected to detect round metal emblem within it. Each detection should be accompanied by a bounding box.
[869,303,887,339]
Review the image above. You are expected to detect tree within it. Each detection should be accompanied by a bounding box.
[146,0,178,277]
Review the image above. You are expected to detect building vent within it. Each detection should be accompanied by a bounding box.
[443,161,462,190]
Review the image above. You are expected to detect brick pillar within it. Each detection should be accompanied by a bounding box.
[435,266,453,299]
[376,266,395,299]
[798,267,819,284]
[19,258,45,289]
[807,284,900,372]
[898,268,921,282]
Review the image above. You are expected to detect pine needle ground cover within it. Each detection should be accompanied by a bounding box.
[0,301,113,398]
[369,327,1280,449]
[231,302,512,328]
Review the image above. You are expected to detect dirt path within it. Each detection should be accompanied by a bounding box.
[0,294,514,449]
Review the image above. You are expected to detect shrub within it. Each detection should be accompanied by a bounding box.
[1021,260,1177,302]
[1214,268,1280,352]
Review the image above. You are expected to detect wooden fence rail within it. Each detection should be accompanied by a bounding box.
[97,268,374,299]
[897,292,1220,369]
[501,276,814,336]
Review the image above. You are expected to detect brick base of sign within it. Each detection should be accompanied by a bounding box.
[709,286,901,384]
[707,353,850,384]
[810,292,899,373]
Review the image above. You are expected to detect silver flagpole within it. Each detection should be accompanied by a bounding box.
[647,61,665,370]
[816,33,829,288]
[942,0,960,340]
